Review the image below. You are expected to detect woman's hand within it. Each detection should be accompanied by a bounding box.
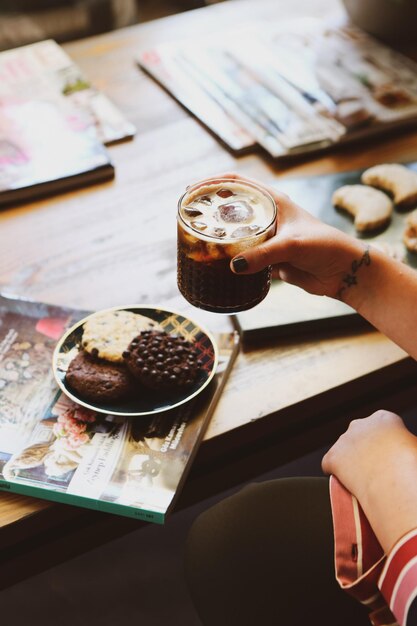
[195,172,367,300]
[197,172,417,358]
[322,410,417,553]
[322,410,413,502]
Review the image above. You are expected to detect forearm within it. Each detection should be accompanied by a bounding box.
[358,450,417,555]
[338,243,417,359]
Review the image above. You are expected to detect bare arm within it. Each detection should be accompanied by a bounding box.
[195,174,417,606]
[340,247,417,359]
[197,173,417,359]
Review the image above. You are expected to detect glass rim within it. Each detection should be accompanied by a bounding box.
[177,178,277,242]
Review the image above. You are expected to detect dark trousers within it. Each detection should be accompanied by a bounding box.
[185,477,371,626]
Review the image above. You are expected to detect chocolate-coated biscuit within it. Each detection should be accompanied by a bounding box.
[123,330,202,393]
[66,350,135,403]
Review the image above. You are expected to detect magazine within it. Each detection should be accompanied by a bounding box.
[0,96,115,207]
[0,295,239,523]
[138,18,417,159]
[232,280,364,345]
[0,39,136,146]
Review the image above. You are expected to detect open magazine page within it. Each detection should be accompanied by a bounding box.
[0,295,239,524]
[0,39,135,145]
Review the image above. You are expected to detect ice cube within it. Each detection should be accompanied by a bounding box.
[207,243,225,260]
[191,221,207,232]
[183,206,203,218]
[218,201,254,223]
[231,225,261,238]
[217,188,234,198]
[212,227,226,238]
[198,195,212,206]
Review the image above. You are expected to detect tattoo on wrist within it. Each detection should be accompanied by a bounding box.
[337,246,371,300]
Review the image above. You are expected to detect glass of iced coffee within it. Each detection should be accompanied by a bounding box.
[177,178,277,314]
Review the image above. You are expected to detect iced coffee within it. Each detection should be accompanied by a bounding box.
[177,179,277,313]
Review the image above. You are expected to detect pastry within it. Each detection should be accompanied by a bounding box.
[361,163,417,210]
[332,184,393,232]
[82,310,162,363]
[404,209,417,252]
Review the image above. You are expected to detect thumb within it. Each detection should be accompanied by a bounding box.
[230,237,293,274]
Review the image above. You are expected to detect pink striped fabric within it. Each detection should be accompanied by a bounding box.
[329,476,399,626]
[379,529,417,626]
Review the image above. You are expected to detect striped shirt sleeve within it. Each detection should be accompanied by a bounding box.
[378,529,417,626]
[329,476,399,626]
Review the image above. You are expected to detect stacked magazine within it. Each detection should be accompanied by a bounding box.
[138,18,417,159]
[0,39,135,206]
[0,295,239,523]
[0,39,135,146]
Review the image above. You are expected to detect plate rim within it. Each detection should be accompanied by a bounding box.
[52,303,219,417]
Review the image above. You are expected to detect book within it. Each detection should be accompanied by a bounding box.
[0,97,115,207]
[138,18,417,160]
[233,280,366,345]
[0,294,239,524]
[0,39,136,146]
[233,163,417,344]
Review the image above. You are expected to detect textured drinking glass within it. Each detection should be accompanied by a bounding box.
[177,178,277,313]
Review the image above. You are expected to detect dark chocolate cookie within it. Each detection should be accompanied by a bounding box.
[123,330,202,393]
[66,350,135,403]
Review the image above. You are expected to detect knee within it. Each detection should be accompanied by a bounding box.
[184,487,260,626]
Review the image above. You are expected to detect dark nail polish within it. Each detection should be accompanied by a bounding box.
[232,256,248,273]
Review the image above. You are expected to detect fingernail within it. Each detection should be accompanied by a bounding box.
[232,256,249,273]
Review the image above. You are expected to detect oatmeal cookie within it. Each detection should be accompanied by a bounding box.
[82,310,162,363]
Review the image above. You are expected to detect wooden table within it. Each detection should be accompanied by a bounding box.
[2,0,417,589]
